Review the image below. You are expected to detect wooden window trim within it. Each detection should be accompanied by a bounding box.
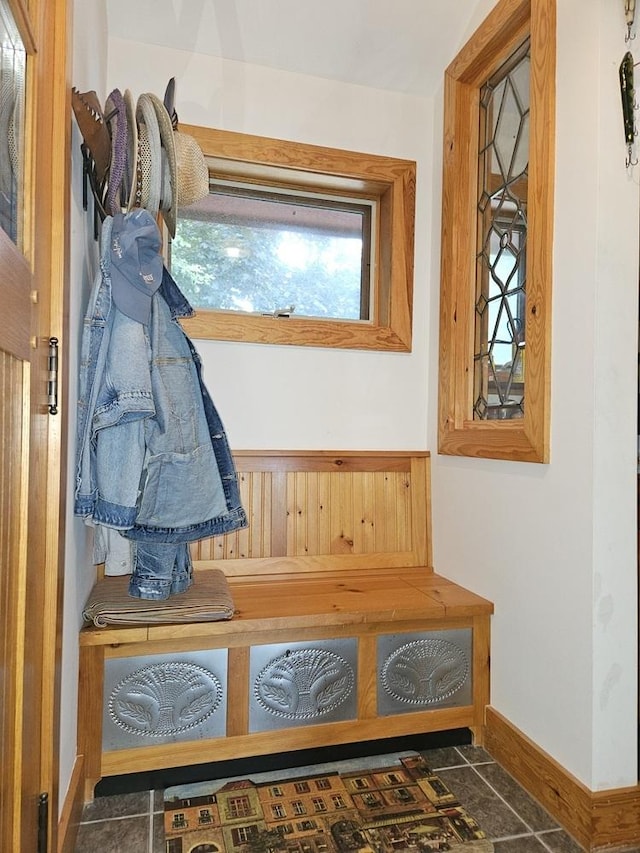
[176,125,416,352]
[438,0,555,462]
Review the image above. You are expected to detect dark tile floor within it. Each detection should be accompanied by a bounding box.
[72,745,621,853]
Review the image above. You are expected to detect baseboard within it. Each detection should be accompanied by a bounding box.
[57,755,85,853]
[485,706,640,850]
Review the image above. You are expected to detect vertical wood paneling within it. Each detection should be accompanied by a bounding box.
[351,471,365,554]
[270,471,287,557]
[331,471,353,554]
[305,472,319,557]
[318,472,331,554]
[360,471,375,553]
[379,473,393,552]
[396,471,411,553]
[0,349,29,847]
[191,471,277,560]
[411,457,430,567]
[191,454,431,566]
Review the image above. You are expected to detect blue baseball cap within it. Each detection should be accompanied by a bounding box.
[110,209,163,324]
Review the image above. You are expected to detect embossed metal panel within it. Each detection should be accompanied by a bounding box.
[103,649,228,751]
[249,639,358,732]
[377,629,472,715]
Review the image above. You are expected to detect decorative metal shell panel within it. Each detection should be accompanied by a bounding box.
[103,649,227,751]
[377,629,472,715]
[249,639,358,732]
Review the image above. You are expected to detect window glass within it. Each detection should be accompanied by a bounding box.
[0,0,26,248]
[171,182,373,322]
[474,38,530,421]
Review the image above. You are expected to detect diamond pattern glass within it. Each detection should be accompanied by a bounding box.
[0,0,26,247]
[474,39,530,421]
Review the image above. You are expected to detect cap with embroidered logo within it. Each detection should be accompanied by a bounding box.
[110,209,163,325]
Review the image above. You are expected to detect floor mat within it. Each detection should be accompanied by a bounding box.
[164,751,493,852]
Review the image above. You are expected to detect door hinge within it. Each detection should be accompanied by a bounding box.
[37,792,48,853]
[47,337,58,415]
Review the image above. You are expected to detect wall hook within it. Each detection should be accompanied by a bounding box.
[626,0,637,42]
[620,52,637,166]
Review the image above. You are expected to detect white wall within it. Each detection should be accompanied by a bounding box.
[59,0,108,813]
[106,40,434,452]
[429,0,639,790]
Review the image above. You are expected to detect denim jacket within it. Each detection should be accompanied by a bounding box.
[74,213,247,543]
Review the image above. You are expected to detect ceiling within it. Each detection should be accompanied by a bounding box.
[105,0,479,98]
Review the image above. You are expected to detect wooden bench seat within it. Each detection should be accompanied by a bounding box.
[78,451,493,799]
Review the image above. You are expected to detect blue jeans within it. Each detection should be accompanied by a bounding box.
[128,541,193,600]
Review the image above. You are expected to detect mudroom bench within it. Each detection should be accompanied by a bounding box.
[78,451,493,800]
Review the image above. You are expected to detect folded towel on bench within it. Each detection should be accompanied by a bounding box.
[82,569,235,627]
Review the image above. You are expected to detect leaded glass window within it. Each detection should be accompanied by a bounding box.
[0,0,26,247]
[474,38,530,421]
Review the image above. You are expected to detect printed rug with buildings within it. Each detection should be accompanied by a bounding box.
[164,752,492,853]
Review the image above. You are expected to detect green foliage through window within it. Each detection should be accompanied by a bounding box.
[170,184,371,321]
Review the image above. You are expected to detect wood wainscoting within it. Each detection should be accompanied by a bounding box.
[485,707,640,850]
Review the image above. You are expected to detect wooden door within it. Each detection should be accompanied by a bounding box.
[0,0,69,850]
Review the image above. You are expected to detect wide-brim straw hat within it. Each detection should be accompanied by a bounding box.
[135,93,162,218]
[162,77,209,210]
[124,89,139,211]
[146,92,177,239]
[175,132,209,208]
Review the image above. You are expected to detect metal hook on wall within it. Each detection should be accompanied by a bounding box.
[620,52,638,167]
[626,0,637,42]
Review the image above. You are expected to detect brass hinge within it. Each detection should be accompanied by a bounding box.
[47,337,58,415]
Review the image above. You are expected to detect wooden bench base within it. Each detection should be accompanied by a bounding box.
[78,567,492,799]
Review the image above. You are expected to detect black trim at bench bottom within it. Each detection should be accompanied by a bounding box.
[94,728,472,797]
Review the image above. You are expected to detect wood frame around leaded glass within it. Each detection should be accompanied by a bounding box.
[438,0,555,463]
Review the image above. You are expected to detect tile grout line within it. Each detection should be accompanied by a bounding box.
[428,748,546,844]
[535,827,582,853]
[148,790,154,853]
[464,760,540,841]
[454,747,535,841]
[466,750,568,842]
[470,764,584,849]
[427,748,545,844]
[79,812,151,826]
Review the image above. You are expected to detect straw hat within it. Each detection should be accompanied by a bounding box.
[162,77,209,210]
[135,94,163,217]
[175,133,210,208]
[1,50,24,204]
[146,92,177,238]
[123,89,139,211]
